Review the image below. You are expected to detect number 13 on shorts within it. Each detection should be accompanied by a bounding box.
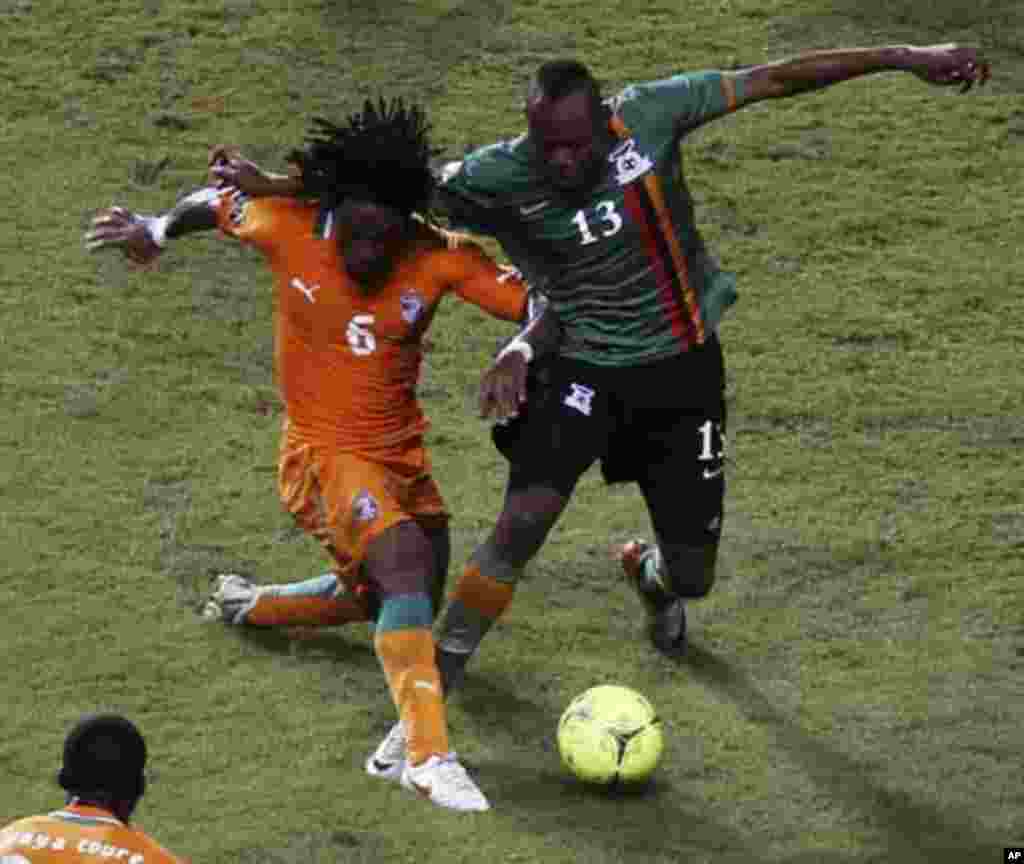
[697,419,726,480]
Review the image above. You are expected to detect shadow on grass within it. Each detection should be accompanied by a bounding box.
[492,762,760,864]
[452,672,756,863]
[223,621,377,664]
[683,644,994,864]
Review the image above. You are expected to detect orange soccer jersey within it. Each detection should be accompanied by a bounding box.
[211,191,527,580]
[212,190,527,458]
[0,804,187,864]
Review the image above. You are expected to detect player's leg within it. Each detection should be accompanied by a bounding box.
[416,513,451,619]
[204,435,376,627]
[363,515,449,781]
[625,468,724,656]
[205,571,376,626]
[618,339,727,656]
[434,357,608,695]
[364,518,489,812]
[435,481,571,695]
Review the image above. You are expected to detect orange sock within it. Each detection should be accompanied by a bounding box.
[434,563,517,695]
[244,593,371,627]
[449,563,515,620]
[241,573,374,627]
[375,625,449,765]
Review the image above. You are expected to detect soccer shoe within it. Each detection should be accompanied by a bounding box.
[618,540,687,658]
[202,573,260,625]
[365,721,407,782]
[400,753,491,812]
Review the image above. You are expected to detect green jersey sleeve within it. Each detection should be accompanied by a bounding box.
[436,136,541,234]
[615,71,744,141]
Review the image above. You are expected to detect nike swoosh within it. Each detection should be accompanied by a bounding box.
[414,680,439,693]
[519,200,549,216]
[410,779,432,798]
[702,467,724,480]
[371,758,396,772]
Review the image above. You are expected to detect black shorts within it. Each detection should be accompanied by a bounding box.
[493,336,727,547]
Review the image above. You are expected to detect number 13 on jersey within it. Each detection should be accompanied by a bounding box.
[572,200,623,246]
[698,419,726,480]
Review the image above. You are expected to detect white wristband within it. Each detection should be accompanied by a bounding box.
[497,338,533,364]
[143,214,170,248]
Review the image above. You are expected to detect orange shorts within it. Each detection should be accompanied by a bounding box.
[278,429,447,588]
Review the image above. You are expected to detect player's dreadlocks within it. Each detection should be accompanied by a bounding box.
[289,97,441,222]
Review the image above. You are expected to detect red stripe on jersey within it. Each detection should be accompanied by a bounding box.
[640,171,705,345]
[610,114,703,350]
[620,183,693,347]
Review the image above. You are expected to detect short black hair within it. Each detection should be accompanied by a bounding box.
[289,97,440,221]
[528,59,602,107]
[58,714,147,802]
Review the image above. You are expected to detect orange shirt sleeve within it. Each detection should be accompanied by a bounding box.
[442,242,528,323]
[211,188,279,253]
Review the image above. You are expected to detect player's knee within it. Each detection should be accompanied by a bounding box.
[661,543,719,599]
[491,487,566,567]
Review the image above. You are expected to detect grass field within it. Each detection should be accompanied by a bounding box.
[2,1,1022,862]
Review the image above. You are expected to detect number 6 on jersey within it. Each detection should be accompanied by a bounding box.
[346,314,377,356]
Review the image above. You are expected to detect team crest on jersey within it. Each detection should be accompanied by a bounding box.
[400,290,425,324]
[353,490,379,523]
[229,190,251,226]
[609,138,653,186]
[564,383,596,417]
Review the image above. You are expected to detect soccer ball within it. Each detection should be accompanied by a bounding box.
[557,684,664,785]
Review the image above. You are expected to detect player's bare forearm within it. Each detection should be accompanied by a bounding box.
[741,43,989,103]
[209,146,303,197]
[164,190,220,239]
[742,46,911,100]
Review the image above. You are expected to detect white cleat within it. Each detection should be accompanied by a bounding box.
[365,721,407,782]
[400,753,491,812]
[202,573,260,625]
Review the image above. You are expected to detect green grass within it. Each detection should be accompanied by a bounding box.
[2,1,1022,861]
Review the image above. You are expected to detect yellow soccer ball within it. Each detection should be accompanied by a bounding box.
[557,684,664,785]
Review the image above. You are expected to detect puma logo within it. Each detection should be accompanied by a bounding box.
[290,277,319,303]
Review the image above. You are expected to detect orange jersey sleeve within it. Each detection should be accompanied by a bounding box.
[196,206,526,460]
[1,806,188,864]
[430,239,528,323]
[211,187,286,253]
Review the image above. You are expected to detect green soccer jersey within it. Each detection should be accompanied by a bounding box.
[439,71,745,366]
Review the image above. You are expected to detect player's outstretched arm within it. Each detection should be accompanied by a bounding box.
[85,188,222,267]
[740,43,990,104]
[208,146,302,198]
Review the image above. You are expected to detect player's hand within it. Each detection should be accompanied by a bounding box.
[207,145,285,196]
[908,44,990,92]
[84,206,162,267]
[479,351,529,422]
